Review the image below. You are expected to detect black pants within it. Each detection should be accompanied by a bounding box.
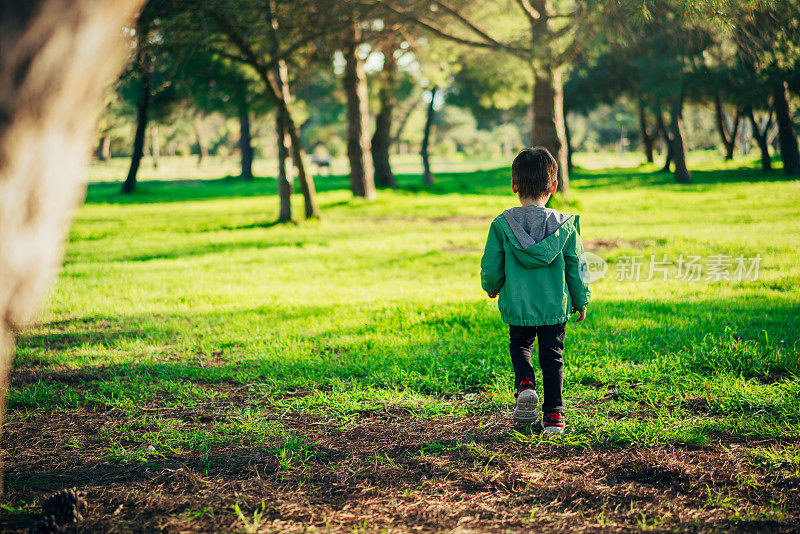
[509,323,566,414]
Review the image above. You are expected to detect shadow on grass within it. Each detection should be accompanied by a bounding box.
[12,294,800,398]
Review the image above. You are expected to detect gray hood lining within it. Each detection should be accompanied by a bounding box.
[502,206,573,249]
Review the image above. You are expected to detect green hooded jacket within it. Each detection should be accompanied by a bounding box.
[480,206,591,326]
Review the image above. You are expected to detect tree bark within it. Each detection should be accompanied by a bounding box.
[532,64,569,196]
[96,133,111,161]
[371,44,398,189]
[713,93,740,161]
[150,123,159,169]
[0,0,145,487]
[421,86,437,185]
[669,96,691,183]
[238,102,253,180]
[638,100,656,163]
[772,81,800,175]
[657,109,673,173]
[122,57,150,194]
[343,21,376,200]
[745,106,773,173]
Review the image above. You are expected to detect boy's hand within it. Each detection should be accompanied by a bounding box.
[487,292,499,299]
[572,307,587,322]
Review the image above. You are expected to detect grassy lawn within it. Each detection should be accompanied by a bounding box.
[2,153,799,532]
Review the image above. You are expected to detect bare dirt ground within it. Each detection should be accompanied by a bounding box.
[1,389,799,533]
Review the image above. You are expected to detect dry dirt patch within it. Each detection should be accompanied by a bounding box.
[1,404,799,533]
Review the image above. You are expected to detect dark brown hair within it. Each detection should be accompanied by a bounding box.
[511,147,558,199]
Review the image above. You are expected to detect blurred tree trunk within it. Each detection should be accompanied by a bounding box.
[0,0,145,487]
[668,96,691,183]
[746,106,773,172]
[238,103,253,180]
[564,112,574,173]
[391,97,420,146]
[772,81,800,175]
[194,118,208,166]
[150,123,160,169]
[344,20,376,200]
[713,93,740,161]
[657,109,674,172]
[421,86,437,185]
[533,64,569,195]
[638,100,656,163]
[371,43,398,189]
[122,48,150,194]
[96,133,111,161]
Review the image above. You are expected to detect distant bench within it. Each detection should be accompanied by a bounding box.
[310,154,332,175]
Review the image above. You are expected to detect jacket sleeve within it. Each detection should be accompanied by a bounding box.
[480,218,505,294]
[563,217,592,310]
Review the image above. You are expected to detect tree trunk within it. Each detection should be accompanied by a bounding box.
[564,112,574,173]
[657,109,673,173]
[713,92,740,161]
[0,0,145,487]
[669,96,691,183]
[421,86,437,185]
[772,81,800,175]
[638,100,655,163]
[275,111,293,222]
[532,64,569,196]
[122,62,150,194]
[343,21,376,200]
[267,2,294,221]
[263,0,318,219]
[194,119,208,166]
[239,102,253,180]
[371,44,398,189]
[150,122,159,169]
[746,106,773,172]
[391,97,420,146]
[96,133,111,161]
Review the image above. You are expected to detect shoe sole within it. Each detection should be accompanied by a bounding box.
[542,425,565,435]
[512,390,539,424]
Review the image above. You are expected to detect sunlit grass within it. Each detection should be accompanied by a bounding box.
[11,151,800,458]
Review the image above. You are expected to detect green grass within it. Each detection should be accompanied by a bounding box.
[11,152,800,455]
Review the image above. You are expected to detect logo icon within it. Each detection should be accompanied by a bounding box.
[579,252,607,284]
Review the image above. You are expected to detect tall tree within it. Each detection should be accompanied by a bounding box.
[371,39,400,189]
[0,0,145,480]
[203,0,331,219]
[343,18,377,200]
[729,0,800,174]
[378,0,626,197]
[122,14,152,193]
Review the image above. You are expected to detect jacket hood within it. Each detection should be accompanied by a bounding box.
[499,206,576,268]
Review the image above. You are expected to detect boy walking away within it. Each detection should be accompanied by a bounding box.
[480,147,591,434]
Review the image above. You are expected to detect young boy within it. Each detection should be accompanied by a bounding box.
[480,147,591,434]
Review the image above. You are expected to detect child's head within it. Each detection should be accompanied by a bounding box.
[511,147,558,203]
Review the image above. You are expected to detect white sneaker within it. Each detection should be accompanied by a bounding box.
[513,388,539,424]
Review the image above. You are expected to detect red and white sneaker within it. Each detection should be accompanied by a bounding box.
[512,379,539,425]
[542,412,565,434]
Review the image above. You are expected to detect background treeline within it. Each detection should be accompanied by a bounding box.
[97,0,800,218]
